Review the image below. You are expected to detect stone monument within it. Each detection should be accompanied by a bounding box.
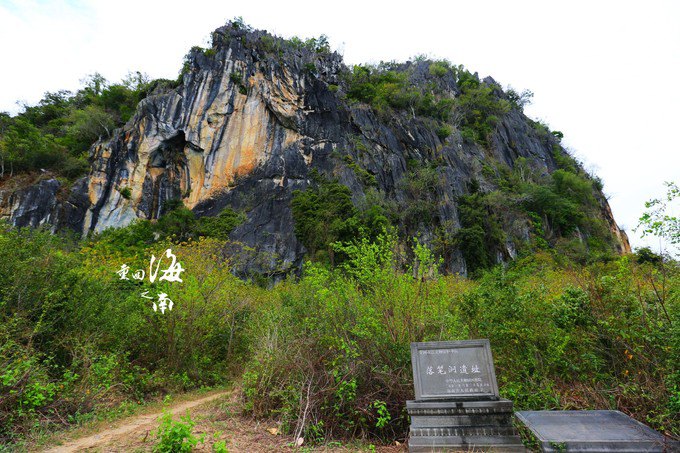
[407,339,525,452]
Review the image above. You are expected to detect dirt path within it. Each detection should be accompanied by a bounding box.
[39,389,405,452]
[43,391,230,452]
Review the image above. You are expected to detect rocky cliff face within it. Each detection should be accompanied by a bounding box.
[0,22,630,274]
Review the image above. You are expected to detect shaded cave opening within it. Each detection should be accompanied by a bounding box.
[146,131,191,220]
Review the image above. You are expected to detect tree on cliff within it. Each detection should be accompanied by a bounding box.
[638,181,680,256]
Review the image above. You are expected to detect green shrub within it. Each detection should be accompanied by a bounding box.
[519,168,605,246]
[635,247,662,265]
[455,184,506,274]
[522,183,583,236]
[118,186,132,200]
[344,64,454,121]
[228,71,248,95]
[0,117,66,176]
[229,72,242,85]
[454,75,510,147]
[229,16,249,31]
[60,155,90,178]
[116,201,244,243]
[342,155,377,186]
[153,410,203,452]
[429,61,449,77]
[436,124,452,140]
[291,176,356,262]
[460,126,476,142]
[553,286,592,329]
[505,87,533,111]
[155,206,197,241]
[304,62,316,74]
[287,34,331,53]
[389,165,445,233]
[291,174,388,264]
[212,440,229,452]
[258,34,280,55]
[0,219,261,443]
[195,209,244,240]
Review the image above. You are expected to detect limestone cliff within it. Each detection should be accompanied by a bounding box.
[0,22,630,274]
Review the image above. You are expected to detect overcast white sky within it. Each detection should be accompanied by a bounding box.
[1,0,678,250]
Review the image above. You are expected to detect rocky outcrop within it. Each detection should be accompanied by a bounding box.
[0,177,60,228]
[0,22,630,274]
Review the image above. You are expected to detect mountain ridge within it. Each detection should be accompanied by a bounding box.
[0,20,630,275]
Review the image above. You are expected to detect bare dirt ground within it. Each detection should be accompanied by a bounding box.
[38,390,406,452]
[41,391,229,453]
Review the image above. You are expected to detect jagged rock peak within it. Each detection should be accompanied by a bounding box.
[0,20,631,276]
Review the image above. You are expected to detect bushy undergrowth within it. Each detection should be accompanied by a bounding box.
[291,174,389,264]
[153,410,204,452]
[242,234,679,442]
[0,224,258,442]
[1,222,678,444]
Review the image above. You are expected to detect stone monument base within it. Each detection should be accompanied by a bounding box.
[407,399,526,452]
[515,410,678,452]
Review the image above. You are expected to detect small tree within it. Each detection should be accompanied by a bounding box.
[506,87,534,111]
[637,182,680,255]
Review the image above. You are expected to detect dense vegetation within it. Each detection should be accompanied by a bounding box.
[244,236,679,441]
[0,72,177,179]
[341,58,515,147]
[343,63,455,122]
[1,219,677,447]
[291,146,618,277]
[291,172,389,264]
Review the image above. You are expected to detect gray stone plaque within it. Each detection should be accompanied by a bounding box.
[407,340,523,451]
[515,410,678,452]
[411,339,499,401]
